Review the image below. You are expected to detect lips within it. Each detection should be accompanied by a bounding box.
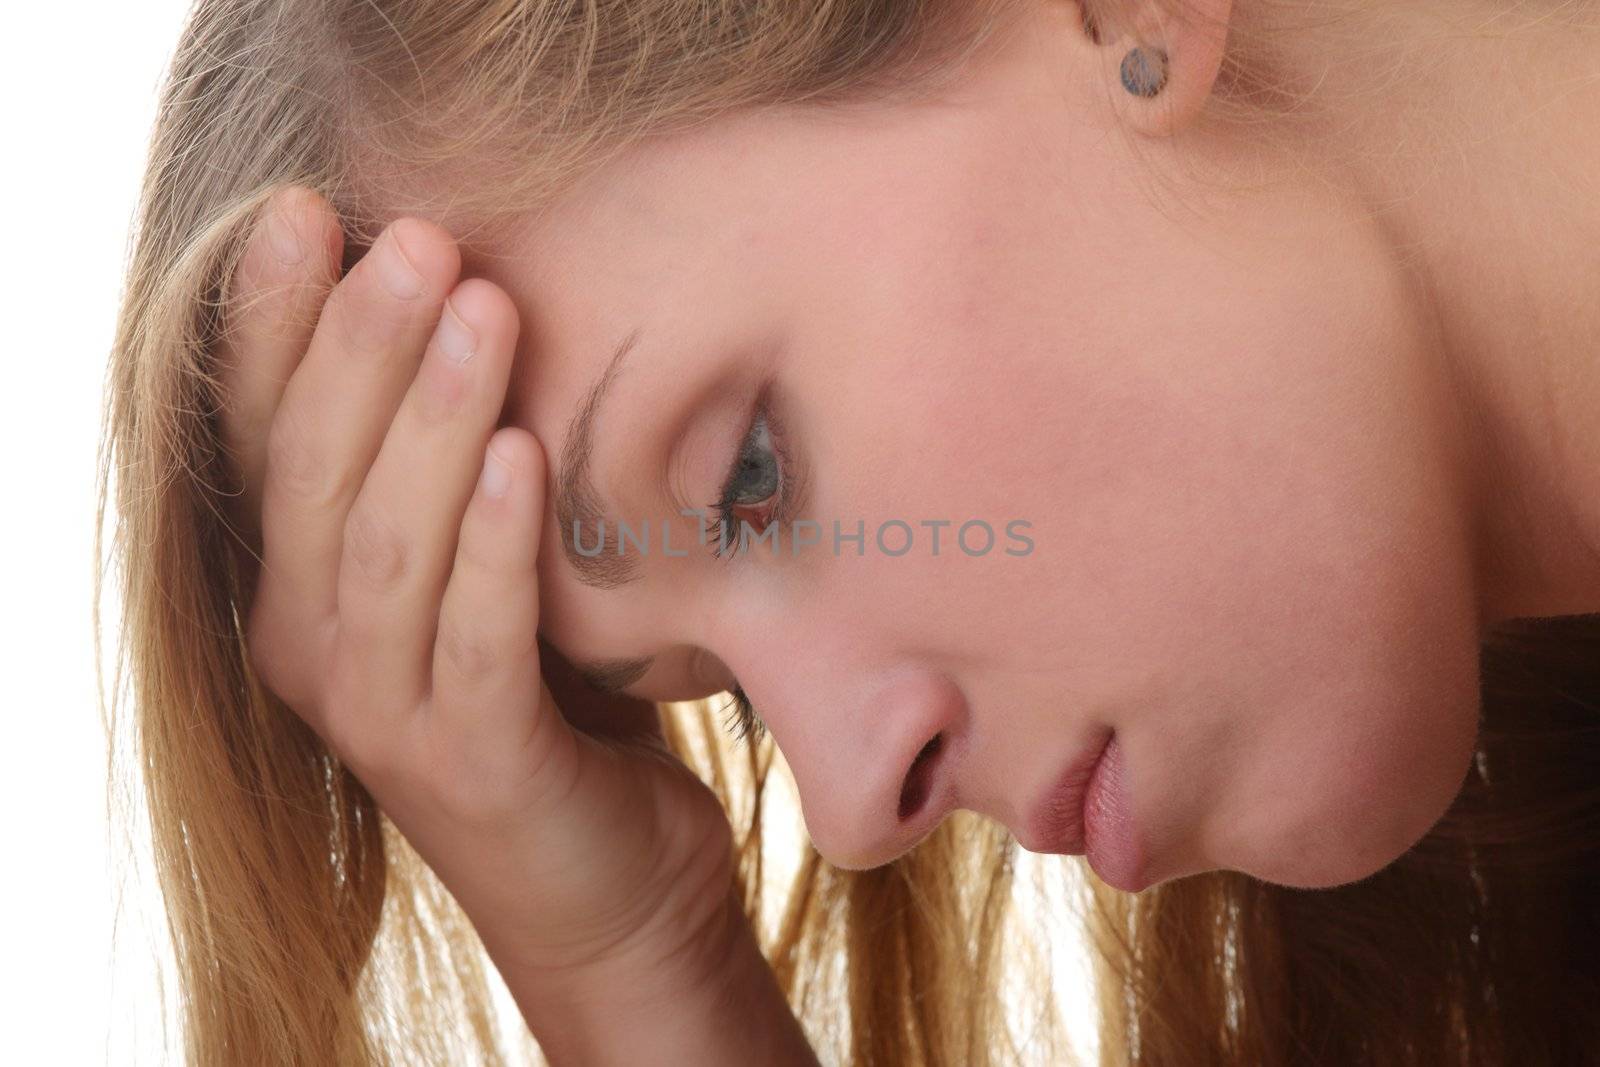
[1021,728,1114,855]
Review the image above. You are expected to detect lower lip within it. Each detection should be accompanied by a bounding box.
[1083,732,1146,891]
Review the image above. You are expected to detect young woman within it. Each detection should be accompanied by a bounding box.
[98,0,1600,1062]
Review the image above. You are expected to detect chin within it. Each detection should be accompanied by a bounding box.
[1233,689,1483,891]
[1238,775,1474,891]
[1246,845,1414,891]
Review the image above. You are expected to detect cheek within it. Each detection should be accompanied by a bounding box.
[795,187,1478,884]
[1094,359,1484,886]
[793,352,1081,659]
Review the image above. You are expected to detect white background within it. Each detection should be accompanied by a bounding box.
[0,3,1099,1062]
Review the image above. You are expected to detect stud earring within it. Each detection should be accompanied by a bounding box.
[1120,45,1169,97]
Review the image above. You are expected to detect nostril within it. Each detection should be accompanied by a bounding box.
[897,732,946,822]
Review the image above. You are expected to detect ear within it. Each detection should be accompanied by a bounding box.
[1095,0,1234,138]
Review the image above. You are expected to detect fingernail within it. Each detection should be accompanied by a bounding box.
[480,446,513,499]
[266,196,306,266]
[436,298,478,365]
[376,225,426,300]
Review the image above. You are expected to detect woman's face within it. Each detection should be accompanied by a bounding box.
[468,3,1485,891]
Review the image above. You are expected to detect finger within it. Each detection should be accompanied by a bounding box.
[214,185,341,564]
[335,278,520,711]
[256,216,460,650]
[431,428,577,780]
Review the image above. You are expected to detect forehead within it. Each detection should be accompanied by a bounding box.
[467,98,997,429]
[464,117,787,438]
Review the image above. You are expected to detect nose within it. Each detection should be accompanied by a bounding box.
[760,666,969,871]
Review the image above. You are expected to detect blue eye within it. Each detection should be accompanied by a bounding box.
[725,412,780,503]
[709,405,785,557]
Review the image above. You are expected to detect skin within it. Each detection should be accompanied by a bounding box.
[461,0,1600,889]
[226,22,1600,1019]
[221,159,821,1067]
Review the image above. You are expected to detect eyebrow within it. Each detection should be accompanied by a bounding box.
[551,328,661,693]
[554,328,649,591]
[572,653,656,695]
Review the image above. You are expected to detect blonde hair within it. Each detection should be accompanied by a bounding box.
[97,0,1600,1063]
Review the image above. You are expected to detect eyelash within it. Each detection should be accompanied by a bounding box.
[705,390,796,560]
[720,683,767,745]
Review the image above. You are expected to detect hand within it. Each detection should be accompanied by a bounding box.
[214,184,739,987]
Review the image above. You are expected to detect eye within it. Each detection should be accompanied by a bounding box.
[707,399,791,558]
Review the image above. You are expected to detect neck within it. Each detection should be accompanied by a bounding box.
[1281,0,1600,628]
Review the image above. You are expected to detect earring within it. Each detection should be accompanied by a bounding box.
[1120,46,1169,98]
